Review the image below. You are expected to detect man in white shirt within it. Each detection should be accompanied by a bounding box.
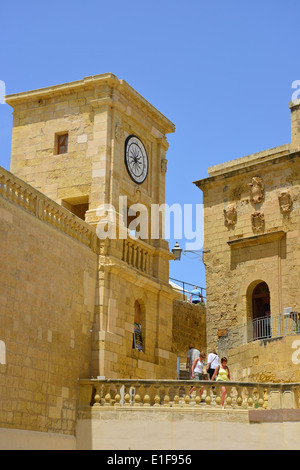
[206,350,221,380]
[186,344,200,379]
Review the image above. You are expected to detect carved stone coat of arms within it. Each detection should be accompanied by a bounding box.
[249,177,265,204]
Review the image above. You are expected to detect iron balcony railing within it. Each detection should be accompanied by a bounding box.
[218,312,300,357]
[169,277,206,302]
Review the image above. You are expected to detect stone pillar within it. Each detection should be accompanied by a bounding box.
[289,99,300,150]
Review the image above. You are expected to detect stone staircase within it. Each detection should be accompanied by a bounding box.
[179,363,189,380]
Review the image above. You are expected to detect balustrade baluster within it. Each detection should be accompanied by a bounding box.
[132,245,137,268]
[114,383,121,408]
[142,250,146,272]
[93,385,102,408]
[173,384,181,408]
[29,194,36,214]
[5,180,12,201]
[143,384,151,407]
[246,386,255,409]
[133,383,142,407]
[10,183,18,204]
[153,384,161,407]
[205,384,212,408]
[263,388,269,409]
[163,394,171,407]
[123,382,132,407]
[149,255,153,276]
[136,247,141,270]
[236,385,243,407]
[123,241,128,263]
[0,176,5,197]
[256,386,265,408]
[163,384,171,407]
[104,393,112,406]
[213,383,222,407]
[128,243,133,266]
[225,385,234,408]
[184,394,191,407]
[194,384,201,407]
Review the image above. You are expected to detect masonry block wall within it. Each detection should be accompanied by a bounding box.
[172,300,206,362]
[194,101,300,382]
[0,176,97,438]
[196,144,300,343]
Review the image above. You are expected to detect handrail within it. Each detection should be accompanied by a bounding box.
[169,277,206,302]
[218,312,300,357]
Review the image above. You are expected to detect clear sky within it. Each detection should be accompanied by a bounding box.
[1,0,299,292]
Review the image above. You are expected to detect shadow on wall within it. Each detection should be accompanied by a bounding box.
[172,300,206,363]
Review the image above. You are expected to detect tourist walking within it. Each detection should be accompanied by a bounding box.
[186,344,200,379]
[206,349,221,380]
[189,286,205,305]
[189,352,206,397]
[211,357,232,407]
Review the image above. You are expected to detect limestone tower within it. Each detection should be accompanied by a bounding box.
[6,74,177,379]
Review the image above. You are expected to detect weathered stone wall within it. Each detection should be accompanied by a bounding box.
[91,267,178,380]
[227,335,300,383]
[196,147,300,347]
[0,184,98,436]
[172,300,206,362]
[76,408,300,450]
[0,166,180,445]
[194,101,300,382]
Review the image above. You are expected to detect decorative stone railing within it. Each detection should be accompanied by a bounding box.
[122,238,154,276]
[0,167,99,253]
[79,379,300,411]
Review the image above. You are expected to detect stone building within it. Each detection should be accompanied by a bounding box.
[0,74,206,448]
[5,73,180,380]
[1,75,300,451]
[194,99,300,382]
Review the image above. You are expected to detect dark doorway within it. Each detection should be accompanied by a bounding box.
[252,282,271,339]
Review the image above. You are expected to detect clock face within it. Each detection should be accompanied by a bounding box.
[125,135,148,184]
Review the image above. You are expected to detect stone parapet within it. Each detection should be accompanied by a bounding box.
[0,166,99,253]
[78,378,300,411]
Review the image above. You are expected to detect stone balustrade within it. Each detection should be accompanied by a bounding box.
[79,379,300,411]
[0,166,99,253]
[122,238,154,275]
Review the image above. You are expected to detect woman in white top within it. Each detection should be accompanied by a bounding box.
[189,352,206,397]
[206,350,221,380]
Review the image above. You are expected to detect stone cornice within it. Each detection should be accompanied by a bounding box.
[5,73,175,136]
[227,230,286,249]
[194,148,300,190]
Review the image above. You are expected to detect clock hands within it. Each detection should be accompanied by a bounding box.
[125,135,148,183]
[129,145,143,176]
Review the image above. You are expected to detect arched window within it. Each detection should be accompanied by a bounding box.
[133,300,144,352]
[0,341,6,364]
[252,282,270,320]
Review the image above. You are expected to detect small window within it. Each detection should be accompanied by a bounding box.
[56,133,68,154]
[133,300,143,352]
[61,196,89,221]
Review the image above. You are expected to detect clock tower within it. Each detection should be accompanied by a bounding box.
[7,74,178,379]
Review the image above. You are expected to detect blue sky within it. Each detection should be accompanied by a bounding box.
[1,0,299,291]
